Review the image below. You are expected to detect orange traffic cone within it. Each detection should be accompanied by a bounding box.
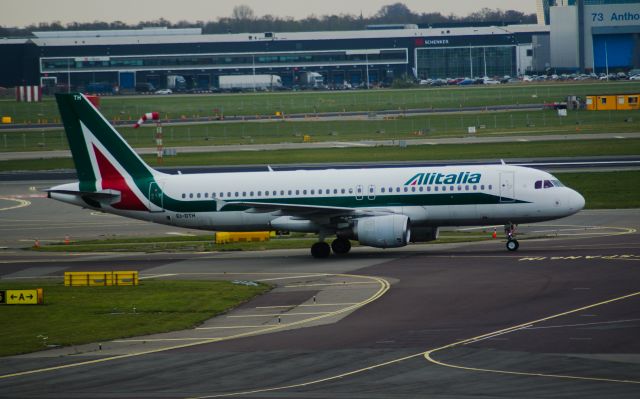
[492,228,497,239]
[64,235,70,245]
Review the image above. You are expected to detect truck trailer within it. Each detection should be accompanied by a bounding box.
[218,74,283,91]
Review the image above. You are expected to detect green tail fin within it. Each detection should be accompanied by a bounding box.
[55,93,157,192]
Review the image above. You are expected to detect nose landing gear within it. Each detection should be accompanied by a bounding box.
[504,222,519,251]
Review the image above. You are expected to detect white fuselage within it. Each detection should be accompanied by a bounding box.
[51,164,585,233]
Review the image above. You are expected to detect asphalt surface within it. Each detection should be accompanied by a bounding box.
[0,179,639,398]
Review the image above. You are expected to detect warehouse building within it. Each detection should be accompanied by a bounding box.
[0,24,547,90]
[541,0,640,72]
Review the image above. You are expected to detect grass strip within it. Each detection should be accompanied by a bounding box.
[0,280,269,356]
[2,109,639,152]
[555,170,640,209]
[2,81,639,122]
[2,139,639,172]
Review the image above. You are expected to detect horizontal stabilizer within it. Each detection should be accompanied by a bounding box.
[47,188,121,202]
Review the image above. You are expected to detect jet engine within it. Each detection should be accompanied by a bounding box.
[354,214,410,248]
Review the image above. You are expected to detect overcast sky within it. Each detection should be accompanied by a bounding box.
[2,0,536,27]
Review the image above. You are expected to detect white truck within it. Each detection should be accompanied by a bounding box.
[299,71,324,89]
[218,74,283,91]
[167,75,186,91]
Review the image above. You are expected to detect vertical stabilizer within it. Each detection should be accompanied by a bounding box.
[55,93,162,210]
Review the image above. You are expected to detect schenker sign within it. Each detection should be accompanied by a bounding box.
[424,39,450,46]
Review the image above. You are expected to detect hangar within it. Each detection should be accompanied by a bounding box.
[542,0,640,72]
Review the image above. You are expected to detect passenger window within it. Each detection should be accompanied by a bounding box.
[273,190,277,196]
[481,185,485,190]
[303,190,307,195]
[348,188,353,194]
[333,189,338,194]
[381,188,386,193]
[472,185,476,191]
[442,186,446,192]
[396,187,400,192]
[411,187,416,192]
[434,186,438,192]
[258,191,262,196]
[465,185,469,191]
[189,193,194,198]
[250,191,254,196]
[182,193,186,199]
[310,189,315,195]
[205,193,209,198]
[488,185,492,190]
[227,192,231,197]
[341,189,345,194]
[242,192,246,196]
[427,186,431,192]
[235,192,239,197]
[296,190,300,195]
[419,186,423,192]
[264,191,269,196]
[288,190,292,195]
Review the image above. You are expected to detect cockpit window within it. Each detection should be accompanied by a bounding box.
[535,179,563,189]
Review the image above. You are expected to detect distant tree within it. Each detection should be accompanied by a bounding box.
[375,3,415,23]
[0,2,537,37]
[232,5,255,21]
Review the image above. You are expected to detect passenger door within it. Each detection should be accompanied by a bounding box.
[499,172,515,202]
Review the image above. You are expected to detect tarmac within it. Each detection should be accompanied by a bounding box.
[0,179,638,398]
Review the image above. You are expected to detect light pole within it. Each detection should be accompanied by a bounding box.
[365,53,369,89]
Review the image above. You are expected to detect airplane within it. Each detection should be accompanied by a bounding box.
[48,93,585,258]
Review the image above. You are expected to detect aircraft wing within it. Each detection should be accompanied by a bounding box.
[218,200,396,218]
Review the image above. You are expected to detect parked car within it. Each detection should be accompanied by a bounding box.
[457,78,475,85]
[155,89,172,95]
[483,77,500,85]
[630,75,640,80]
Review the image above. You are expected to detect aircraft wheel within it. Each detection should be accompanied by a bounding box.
[331,238,351,255]
[311,242,331,258]
[506,239,519,252]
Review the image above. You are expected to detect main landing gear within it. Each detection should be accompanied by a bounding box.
[311,237,352,258]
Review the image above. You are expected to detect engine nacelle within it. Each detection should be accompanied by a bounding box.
[354,214,410,248]
[410,227,439,243]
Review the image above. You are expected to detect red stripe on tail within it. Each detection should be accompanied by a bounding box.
[93,145,148,211]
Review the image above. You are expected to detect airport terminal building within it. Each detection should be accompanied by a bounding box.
[0,25,548,90]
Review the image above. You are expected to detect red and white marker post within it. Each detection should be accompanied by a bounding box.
[133,112,162,163]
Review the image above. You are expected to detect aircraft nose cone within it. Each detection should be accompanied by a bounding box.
[575,191,586,210]
[570,190,585,212]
